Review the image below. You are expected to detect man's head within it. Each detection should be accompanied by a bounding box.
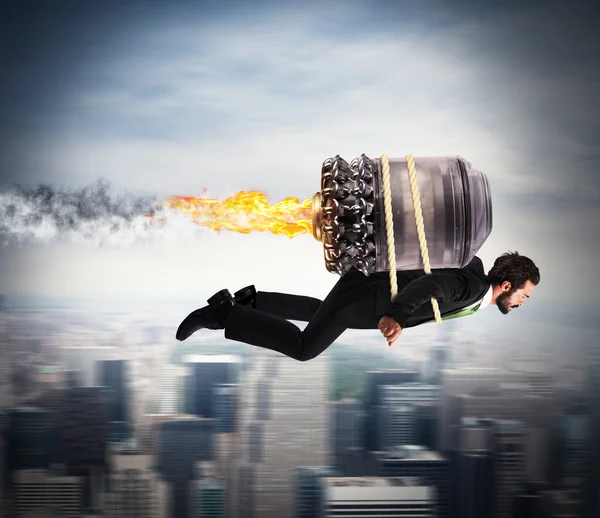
[487,251,540,314]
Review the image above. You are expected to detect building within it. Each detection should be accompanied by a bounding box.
[329,399,363,473]
[241,351,328,518]
[438,367,527,451]
[364,370,420,452]
[490,420,527,518]
[294,467,341,518]
[191,475,226,518]
[377,446,450,518]
[214,384,239,434]
[9,407,52,470]
[377,384,440,451]
[103,441,168,518]
[97,360,130,425]
[183,355,241,418]
[320,477,434,517]
[156,417,216,518]
[237,463,255,518]
[453,451,494,518]
[13,469,82,518]
[62,346,116,387]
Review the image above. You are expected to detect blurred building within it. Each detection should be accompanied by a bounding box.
[13,469,82,518]
[439,367,527,451]
[191,466,225,518]
[214,384,238,434]
[377,445,450,518]
[415,402,439,451]
[247,422,264,464]
[183,355,241,419]
[156,417,216,518]
[159,365,184,415]
[294,467,341,518]
[377,384,440,451]
[329,399,363,474]
[237,463,255,518]
[103,440,168,518]
[584,341,600,517]
[451,418,496,518]
[240,351,328,518]
[0,294,12,416]
[319,477,434,516]
[62,346,116,387]
[364,370,420,452]
[97,360,130,425]
[59,387,110,470]
[490,420,527,518]
[9,407,52,470]
[254,378,271,421]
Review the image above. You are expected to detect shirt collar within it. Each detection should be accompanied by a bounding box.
[479,284,494,309]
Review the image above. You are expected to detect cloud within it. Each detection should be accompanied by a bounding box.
[0,0,597,324]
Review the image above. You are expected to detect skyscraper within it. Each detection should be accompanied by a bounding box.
[294,467,341,518]
[364,370,420,452]
[330,399,362,473]
[156,417,216,518]
[9,407,52,470]
[584,341,600,518]
[185,355,241,418]
[103,442,168,518]
[454,451,494,518]
[243,351,328,518]
[191,477,226,518]
[97,359,130,424]
[62,346,116,387]
[378,384,440,451]
[439,367,527,452]
[490,420,526,518]
[377,446,450,518]
[14,470,83,518]
[238,463,255,518]
[319,477,434,517]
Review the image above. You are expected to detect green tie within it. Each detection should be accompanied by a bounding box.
[442,301,482,321]
[424,300,482,324]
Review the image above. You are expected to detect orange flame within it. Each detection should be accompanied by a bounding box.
[148,191,313,238]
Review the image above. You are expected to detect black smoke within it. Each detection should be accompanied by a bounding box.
[0,179,162,246]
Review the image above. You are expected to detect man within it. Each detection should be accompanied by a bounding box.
[176,251,539,360]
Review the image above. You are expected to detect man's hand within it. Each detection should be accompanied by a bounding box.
[378,315,402,347]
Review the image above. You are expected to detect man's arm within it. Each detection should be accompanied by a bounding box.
[385,272,471,328]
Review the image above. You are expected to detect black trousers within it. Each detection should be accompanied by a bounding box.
[224,272,381,361]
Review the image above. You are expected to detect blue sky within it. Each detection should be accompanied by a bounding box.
[0,0,598,352]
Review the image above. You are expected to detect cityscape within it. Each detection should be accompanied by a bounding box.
[1,1,598,517]
[0,293,598,518]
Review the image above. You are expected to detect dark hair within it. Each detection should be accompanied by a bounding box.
[487,251,540,289]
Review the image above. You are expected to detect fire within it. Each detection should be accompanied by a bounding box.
[148,191,313,238]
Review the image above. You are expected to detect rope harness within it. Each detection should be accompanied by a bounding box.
[380,154,442,346]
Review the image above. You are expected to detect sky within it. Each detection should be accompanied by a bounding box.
[0,0,598,353]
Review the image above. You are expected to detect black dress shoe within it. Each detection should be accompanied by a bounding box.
[234,285,257,307]
[176,298,234,341]
[207,288,234,307]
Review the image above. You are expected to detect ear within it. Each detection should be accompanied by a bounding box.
[501,281,512,292]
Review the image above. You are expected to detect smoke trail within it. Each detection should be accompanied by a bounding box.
[0,179,200,247]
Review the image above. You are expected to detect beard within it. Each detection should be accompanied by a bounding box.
[496,289,519,314]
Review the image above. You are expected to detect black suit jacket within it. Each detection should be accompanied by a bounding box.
[333,256,491,329]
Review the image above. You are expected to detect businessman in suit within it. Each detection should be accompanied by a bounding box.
[176,251,540,360]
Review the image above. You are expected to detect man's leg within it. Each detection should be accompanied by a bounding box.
[253,291,322,321]
[224,283,350,361]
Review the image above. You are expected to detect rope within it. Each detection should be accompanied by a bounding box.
[379,153,442,345]
[380,155,398,302]
[406,154,442,324]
